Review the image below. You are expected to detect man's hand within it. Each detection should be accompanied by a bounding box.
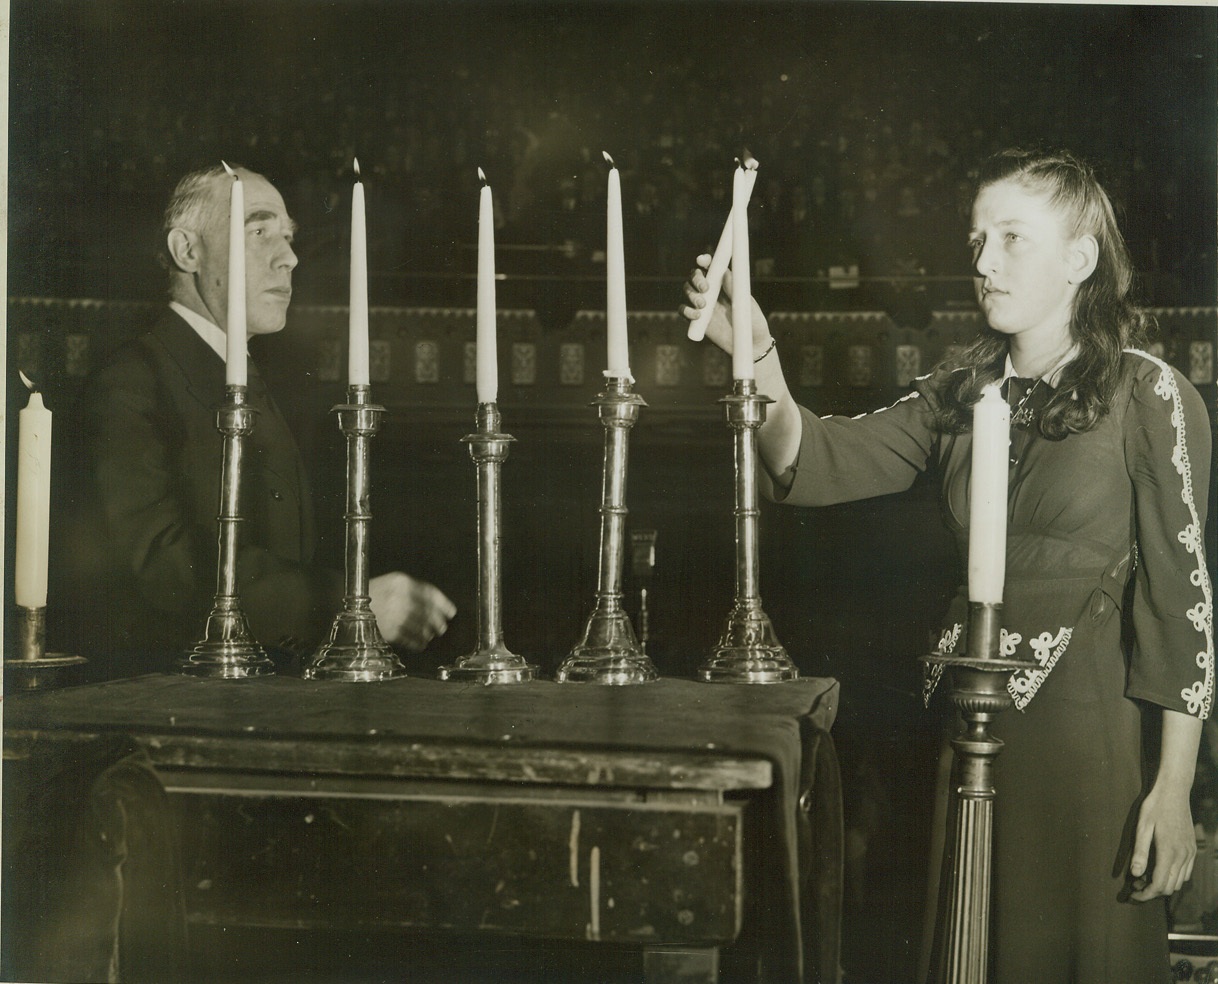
[368,571,456,651]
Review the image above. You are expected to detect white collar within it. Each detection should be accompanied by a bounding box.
[169,301,238,364]
[1001,344,1079,388]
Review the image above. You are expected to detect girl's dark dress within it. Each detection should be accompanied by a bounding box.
[767,349,1213,983]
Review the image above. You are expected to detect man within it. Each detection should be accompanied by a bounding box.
[61,164,454,676]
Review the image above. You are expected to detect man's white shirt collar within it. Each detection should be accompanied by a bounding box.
[170,301,240,364]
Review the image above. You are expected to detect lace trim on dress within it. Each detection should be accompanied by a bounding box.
[848,387,922,421]
[1127,349,1214,719]
[922,622,961,707]
[1007,627,1074,710]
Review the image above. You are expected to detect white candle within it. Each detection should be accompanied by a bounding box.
[967,383,1011,604]
[15,377,52,609]
[476,168,498,403]
[730,164,754,380]
[603,152,631,379]
[688,159,758,342]
[349,158,370,386]
[222,162,247,387]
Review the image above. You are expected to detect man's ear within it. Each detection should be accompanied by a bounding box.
[1068,234,1099,285]
[165,228,200,273]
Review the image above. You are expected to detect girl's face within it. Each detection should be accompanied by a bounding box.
[969,178,1084,348]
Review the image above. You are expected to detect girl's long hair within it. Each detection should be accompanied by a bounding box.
[936,148,1154,438]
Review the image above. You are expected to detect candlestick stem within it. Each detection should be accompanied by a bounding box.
[698,378,798,683]
[181,385,274,678]
[439,403,536,683]
[922,601,1036,983]
[557,377,656,684]
[304,386,406,682]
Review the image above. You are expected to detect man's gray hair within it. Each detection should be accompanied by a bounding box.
[158,163,239,269]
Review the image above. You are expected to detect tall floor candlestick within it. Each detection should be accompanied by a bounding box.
[181,385,274,678]
[923,603,1035,983]
[439,402,536,684]
[304,386,406,682]
[556,377,657,684]
[698,379,798,683]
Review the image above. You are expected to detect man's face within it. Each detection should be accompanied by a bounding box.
[195,170,298,335]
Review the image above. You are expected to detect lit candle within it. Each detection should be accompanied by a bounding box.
[967,383,1011,604]
[476,168,498,404]
[730,162,754,380]
[688,155,758,342]
[349,158,370,387]
[603,152,631,379]
[15,373,52,609]
[222,161,247,387]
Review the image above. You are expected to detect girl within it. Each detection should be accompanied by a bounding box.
[681,148,1213,982]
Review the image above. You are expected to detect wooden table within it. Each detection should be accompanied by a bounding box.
[3,674,841,984]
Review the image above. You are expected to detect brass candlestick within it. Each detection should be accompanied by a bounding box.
[5,606,86,691]
[305,385,406,682]
[699,378,798,683]
[438,402,536,684]
[181,385,274,678]
[556,376,657,684]
[923,601,1035,983]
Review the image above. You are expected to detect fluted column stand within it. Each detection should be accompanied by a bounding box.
[556,376,657,684]
[181,386,274,678]
[923,602,1035,983]
[304,386,406,682]
[698,378,798,683]
[438,403,536,684]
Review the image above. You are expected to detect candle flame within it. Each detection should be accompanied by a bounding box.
[354,157,361,177]
[18,370,35,392]
[743,152,759,171]
[222,160,237,179]
[602,151,616,168]
[478,166,487,185]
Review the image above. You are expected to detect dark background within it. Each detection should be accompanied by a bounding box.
[9,1,1217,309]
[7,3,1217,982]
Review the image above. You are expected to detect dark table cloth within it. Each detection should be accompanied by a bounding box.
[4,674,840,983]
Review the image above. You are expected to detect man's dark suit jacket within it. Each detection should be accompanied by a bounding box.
[56,310,343,676]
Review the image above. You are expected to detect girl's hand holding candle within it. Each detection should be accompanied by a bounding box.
[688,155,758,343]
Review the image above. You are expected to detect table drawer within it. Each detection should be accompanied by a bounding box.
[168,773,745,946]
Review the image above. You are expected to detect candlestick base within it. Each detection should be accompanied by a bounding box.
[556,608,658,684]
[181,605,274,679]
[304,609,407,682]
[6,607,88,691]
[437,642,537,685]
[698,604,798,683]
